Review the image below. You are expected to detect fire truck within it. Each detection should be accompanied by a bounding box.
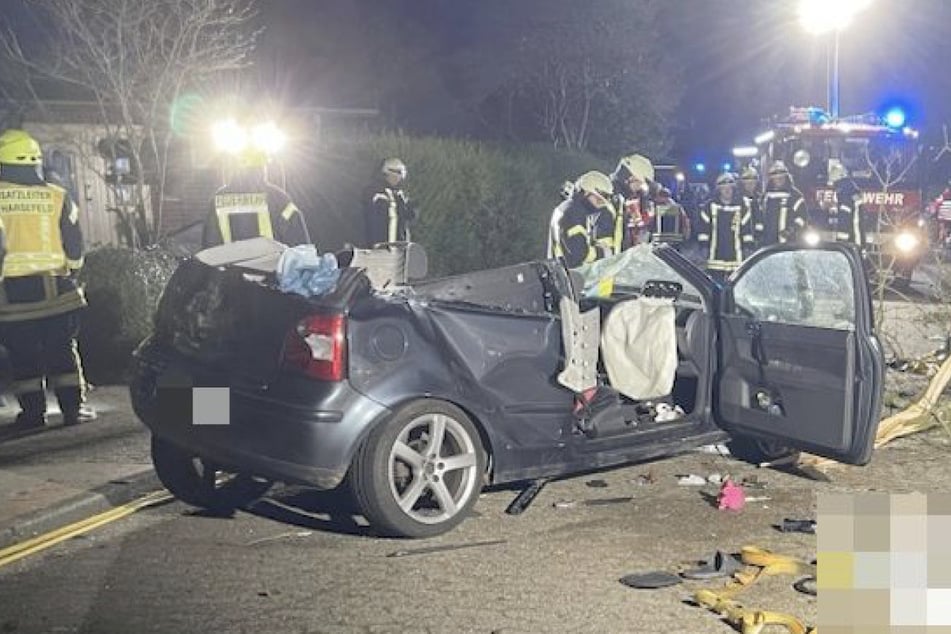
[748,107,928,285]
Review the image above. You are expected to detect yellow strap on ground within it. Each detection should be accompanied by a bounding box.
[693,546,816,634]
[0,489,172,568]
[694,590,816,634]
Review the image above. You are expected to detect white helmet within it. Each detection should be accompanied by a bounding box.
[574,171,614,199]
[827,159,848,184]
[612,153,655,183]
[382,157,407,179]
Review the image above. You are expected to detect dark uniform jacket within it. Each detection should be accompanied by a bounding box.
[0,165,85,322]
[697,191,755,273]
[202,172,310,248]
[829,180,866,247]
[549,196,616,268]
[758,186,807,246]
[363,180,417,246]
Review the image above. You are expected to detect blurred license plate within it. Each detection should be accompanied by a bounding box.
[192,387,230,426]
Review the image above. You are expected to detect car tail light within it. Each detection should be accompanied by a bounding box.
[282,313,347,381]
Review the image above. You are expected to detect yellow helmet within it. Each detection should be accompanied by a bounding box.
[0,129,42,165]
[239,146,268,169]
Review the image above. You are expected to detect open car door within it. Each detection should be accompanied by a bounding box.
[715,243,884,464]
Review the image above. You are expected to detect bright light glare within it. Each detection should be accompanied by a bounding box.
[894,231,919,253]
[884,108,906,128]
[803,230,821,247]
[212,118,247,154]
[754,130,775,145]
[798,0,872,34]
[732,146,758,158]
[695,163,706,173]
[251,121,287,154]
[675,172,686,182]
[722,162,732,172]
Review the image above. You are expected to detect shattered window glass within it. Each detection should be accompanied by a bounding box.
[574,245,701,303]
[733,250,855,330]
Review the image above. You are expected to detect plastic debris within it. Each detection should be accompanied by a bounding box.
[677,474,706,486]
[707,473,727,485]
[694,443,731,456]
[654,403,685,422]
[631,471,657,486]
[778,519,816,534]
[717,478,746,511]
[276,245,340,297]
[586,479,609,488]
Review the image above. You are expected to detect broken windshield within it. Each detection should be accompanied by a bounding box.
[574,245,701,303]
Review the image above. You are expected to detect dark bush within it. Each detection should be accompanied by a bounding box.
[78,246,179,384]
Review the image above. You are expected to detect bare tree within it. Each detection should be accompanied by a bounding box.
[0,0,259,247]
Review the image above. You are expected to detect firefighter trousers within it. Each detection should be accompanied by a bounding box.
[0,310,86,422]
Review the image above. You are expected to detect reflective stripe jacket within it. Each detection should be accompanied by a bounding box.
[0,167,86,322]
[696,194,754,272]
[364,183,417,246]
[758,187,806,246]
[549,197,616,268]
[202,177,310,248]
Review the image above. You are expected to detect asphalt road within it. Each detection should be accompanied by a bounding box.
[2,425,949,634]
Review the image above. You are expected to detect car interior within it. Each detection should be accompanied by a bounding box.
[409,253,712,436]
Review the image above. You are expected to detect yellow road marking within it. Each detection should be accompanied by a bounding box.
[0,490,173,568]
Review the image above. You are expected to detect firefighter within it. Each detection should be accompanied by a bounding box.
[650,186,691,247]
[363,157,417,246]
[759,160,807,247]
[548,171,617,268]
[696,172,754,279]
[202,147,310,248]
[738,166,762,241]
[828,162,866,248]
[0,129,94,429]
[610,154,654,249]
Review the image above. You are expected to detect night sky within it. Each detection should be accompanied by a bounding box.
[253,0,951,164]
[5,0,950,165]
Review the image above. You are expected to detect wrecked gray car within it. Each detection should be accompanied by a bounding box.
[130,240,883,538]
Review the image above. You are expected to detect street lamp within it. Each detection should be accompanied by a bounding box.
[798,0,872,119]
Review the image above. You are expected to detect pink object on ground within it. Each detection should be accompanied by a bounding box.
[717,478,746,511]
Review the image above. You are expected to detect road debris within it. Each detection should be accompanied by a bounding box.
[677,474,706,486]
[585,479,609,488]
[693,443,731,456]
[505,478,549,515]
[386,539,507,558]
[777,519,816,534]
[245,530,313,546]
[717,479,746,511]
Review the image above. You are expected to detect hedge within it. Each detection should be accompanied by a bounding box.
[290,133,610,277]
[77,246,179,384]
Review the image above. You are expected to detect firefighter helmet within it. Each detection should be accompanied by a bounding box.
[0,129,42,165]
[828,160,848,184]
[574,171,614,199]
[715,172,736,186]
[768,160,789,176]
[612,153,654,183]
[382,157,407,180]
[740,166,758,180]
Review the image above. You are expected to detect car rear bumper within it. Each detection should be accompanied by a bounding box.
[129,339,390,489]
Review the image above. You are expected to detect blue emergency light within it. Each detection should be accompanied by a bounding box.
[694,162,706,174]
[884,107,906,129]
[722,162,732,172]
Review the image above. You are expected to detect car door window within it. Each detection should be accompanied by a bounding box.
[733,250,855,330]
